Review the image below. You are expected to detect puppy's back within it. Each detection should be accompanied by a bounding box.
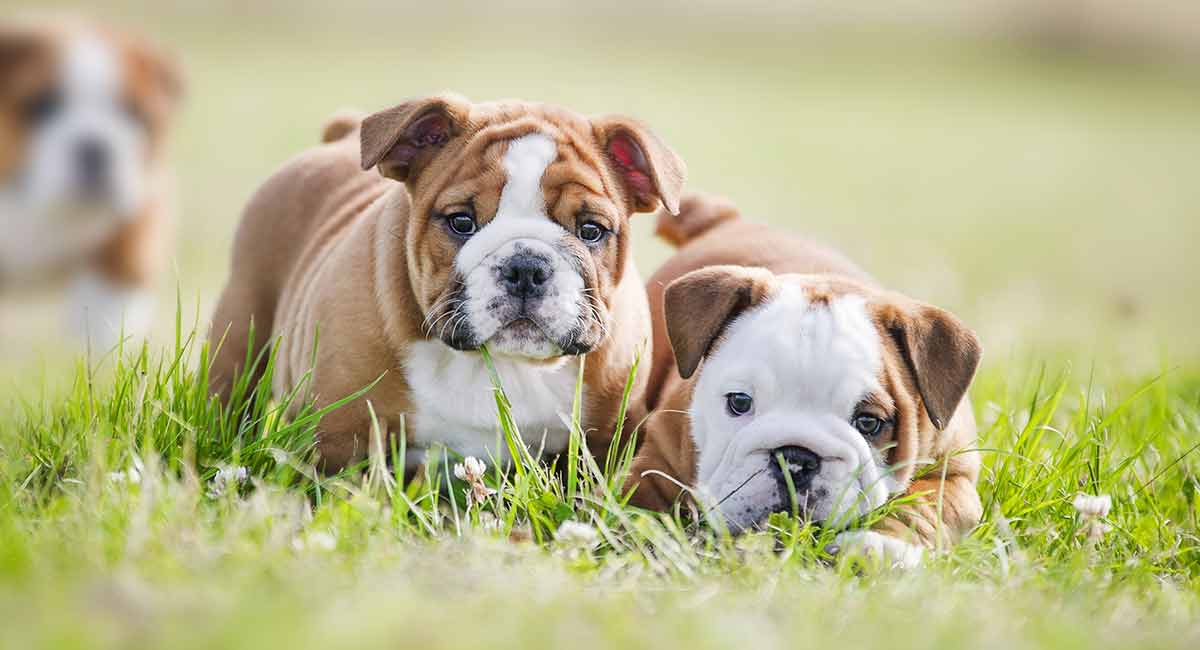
[207,114,387,400]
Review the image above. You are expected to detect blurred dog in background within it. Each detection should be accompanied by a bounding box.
[0,18,183,347]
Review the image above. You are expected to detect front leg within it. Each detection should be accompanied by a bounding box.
[306,358,412,474]
[878,474,983,549]
[832,474,982,568]
[832,530,925,569]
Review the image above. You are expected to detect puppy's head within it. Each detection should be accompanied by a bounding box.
[665,267,981,532]
[361,94,685,360]
[0,22,183,219]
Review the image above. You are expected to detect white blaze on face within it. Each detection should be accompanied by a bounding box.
[25,35,147,216]
[689,284,898,531]
[453,133,585,358]
[1,34,150,279]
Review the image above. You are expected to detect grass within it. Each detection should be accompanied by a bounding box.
[0,320,1198,649]
[2,3,1200,648]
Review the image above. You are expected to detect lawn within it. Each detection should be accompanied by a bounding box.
[1,3,1199,649]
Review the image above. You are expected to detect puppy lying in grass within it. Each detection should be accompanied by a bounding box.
[625,194,982,566]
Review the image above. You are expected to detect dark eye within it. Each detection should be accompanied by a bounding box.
[446,212,477,236]
[22,88,63,126]
[852,413,885,438]
[578,221,608,244]
[725,392,753,417]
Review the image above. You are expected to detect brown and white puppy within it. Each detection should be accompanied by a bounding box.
[0,19,182,345]
[626,195,982,566]
[208,94,685,472]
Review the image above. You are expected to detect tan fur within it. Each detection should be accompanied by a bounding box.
[0,23,57,184]
[641,194,871,411]
[93,199,167,287]
[208,96,685,471]
[321,109,365,144]
[0,19,182,291]
[626,194,982,549]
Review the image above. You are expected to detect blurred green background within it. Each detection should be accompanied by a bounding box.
[3,0,1199,381]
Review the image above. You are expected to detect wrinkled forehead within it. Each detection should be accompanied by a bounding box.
[430,112,614,218]
[705,283,886,415]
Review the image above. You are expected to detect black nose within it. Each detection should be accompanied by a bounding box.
[771,446,822,491]
[75,138,110,190]
[501,255,552,299]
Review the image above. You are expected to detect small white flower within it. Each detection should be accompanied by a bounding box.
[555,520,599,551]
[1073,493,1113,541]
[1073,494,1112,519]
[107,458,144,485]
[207,466,250,498]
[454,457,487,483]
[453,457,495,508]
[108,469,140,484]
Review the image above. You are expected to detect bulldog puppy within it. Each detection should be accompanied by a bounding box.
[0,19,183,344]
[208,94,684,472]
[626,194,982,566]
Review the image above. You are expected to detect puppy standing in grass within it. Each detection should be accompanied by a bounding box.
[208,94,684,472]
[625,195,982,565]
[0,20,183,345]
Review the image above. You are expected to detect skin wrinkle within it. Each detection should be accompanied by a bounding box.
[696,293,910,528]
[430,128,615,354]
[416,127,614,355]
[625,195,982,556]
[208,95,681,471]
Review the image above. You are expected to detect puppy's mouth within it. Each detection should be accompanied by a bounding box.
[485,316,566,360]
[426,294,594,359]
[702,450,855,534]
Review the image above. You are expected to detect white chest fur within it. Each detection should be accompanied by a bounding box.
[403,340,581,467]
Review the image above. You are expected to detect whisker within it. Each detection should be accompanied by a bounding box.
[445,311,470,342]
[423,297,463,336]
[714,467,768,509]
[421,293,459,330]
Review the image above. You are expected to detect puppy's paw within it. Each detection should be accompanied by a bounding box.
[829,530,924,570]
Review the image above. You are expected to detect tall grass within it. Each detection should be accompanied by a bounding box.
[0,324,1197,648]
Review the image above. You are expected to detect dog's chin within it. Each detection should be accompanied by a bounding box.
[485,319,566,361]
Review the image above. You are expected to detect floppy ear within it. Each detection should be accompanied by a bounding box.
[593,116,686,215]
[664,266,774,379]
[360,94,472,182]
[121,36,186,127]
[880,300,982,430]
[126,36,186,107]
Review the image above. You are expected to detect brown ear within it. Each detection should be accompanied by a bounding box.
[121,35,186,125]
[664,266,775,379]
[127,37,186,106]
[593,116,686,215]
[0,25,43,87]
[879,300,982,430]
[360,94,471,182]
